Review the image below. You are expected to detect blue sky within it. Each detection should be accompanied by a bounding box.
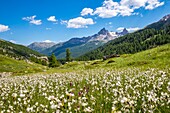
[0,0,170,45]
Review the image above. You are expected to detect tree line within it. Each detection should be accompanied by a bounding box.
[47,48,71,67]
[77,25,170,61]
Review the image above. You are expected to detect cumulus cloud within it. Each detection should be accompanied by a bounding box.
[9,40,16,43]
[43,40,53,43]
[116,27,125,32]
[47,16,57,22]
[81,8,94,16]
[145,0,164,10]
[127,27,141,32]
[117,27,140,32]
[92,0,164,18]
[22,15,42,25]
[0,24,10,32]
[63,17,95,28]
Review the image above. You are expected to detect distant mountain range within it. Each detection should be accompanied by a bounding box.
[28,28,129,58]
[78,14,170,60]
[28,42,56,53]
[1,14,169,63]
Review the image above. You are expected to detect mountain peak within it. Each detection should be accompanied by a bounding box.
[98,28,109,35]
[116,28,129,36]
[122,28,128,35]
[160,14,170,22]
[28,42,56,52]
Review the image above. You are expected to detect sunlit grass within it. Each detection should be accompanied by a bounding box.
[0,55,47,75]
[0,44,169,112]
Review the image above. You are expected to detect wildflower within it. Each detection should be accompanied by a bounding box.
[51,104,57,109]
[82,102,88,106]
[12,93,17,98]
[20,93,25,98]
[84,107,93,112]
[167,82,170,92]
[26,107,33,112]
[121,97,128,103]
[112,106,116,111]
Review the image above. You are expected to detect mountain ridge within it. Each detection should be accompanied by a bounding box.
[28,42,56,53]
[30,27,129,58]
[146,14,170,30]
[0,39,43,60]
[78,14,170,60]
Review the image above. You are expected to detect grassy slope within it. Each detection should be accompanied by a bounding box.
[0,44,169,75]
[0,55,47,75]
[47,43,170,73]
[0,39,43,58]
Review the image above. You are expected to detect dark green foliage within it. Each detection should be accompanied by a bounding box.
[91,61,103,65]
[146,17,170,30]
[52,37,91,57]
[0,39,49,66]
[107,60,115,64]
[56,41,104,58]
[0,39,43,59]
[29,56,48,66]
[49,53,60,67]
[66,48,71,62]
[57,59,66,64]
[78,26,170,61]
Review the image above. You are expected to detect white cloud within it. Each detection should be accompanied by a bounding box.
[22,15,42,25]
[117,27,140,32]
[116,27,125,32]
[94,6,119,18]
[43,40,53,43]
[46,28,52,30]
[127,27,141,32]
[92,0,164,18]
[64,17,95,28]
[29,20,42,25]
[0,24,10,32]
[145,0,164,10]
[9,40,16,43]
[47,16,57,22]
[81,8,94,16]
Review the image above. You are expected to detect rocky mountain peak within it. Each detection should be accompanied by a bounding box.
[121,28,129,35]
[160,14,170,22]
[116,28,129,36]
[98,28,109,35]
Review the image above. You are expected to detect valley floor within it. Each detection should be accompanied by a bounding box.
[0,44,170,112]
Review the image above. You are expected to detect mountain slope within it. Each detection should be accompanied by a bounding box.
[0,54,46,75]
[0,39,43,59]
[146,14,170,30]
[78,15,170,61]
[43,28,128,58]
[41,42,63,55]
[57,41,104,58]
[28,42,56,53]
[61,44,170,70]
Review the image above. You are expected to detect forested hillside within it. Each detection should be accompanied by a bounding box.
[0,39,43,59]
[78,25,170,60]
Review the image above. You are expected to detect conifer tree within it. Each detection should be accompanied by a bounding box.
[49,53,60,67]
[66,48,71,62]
